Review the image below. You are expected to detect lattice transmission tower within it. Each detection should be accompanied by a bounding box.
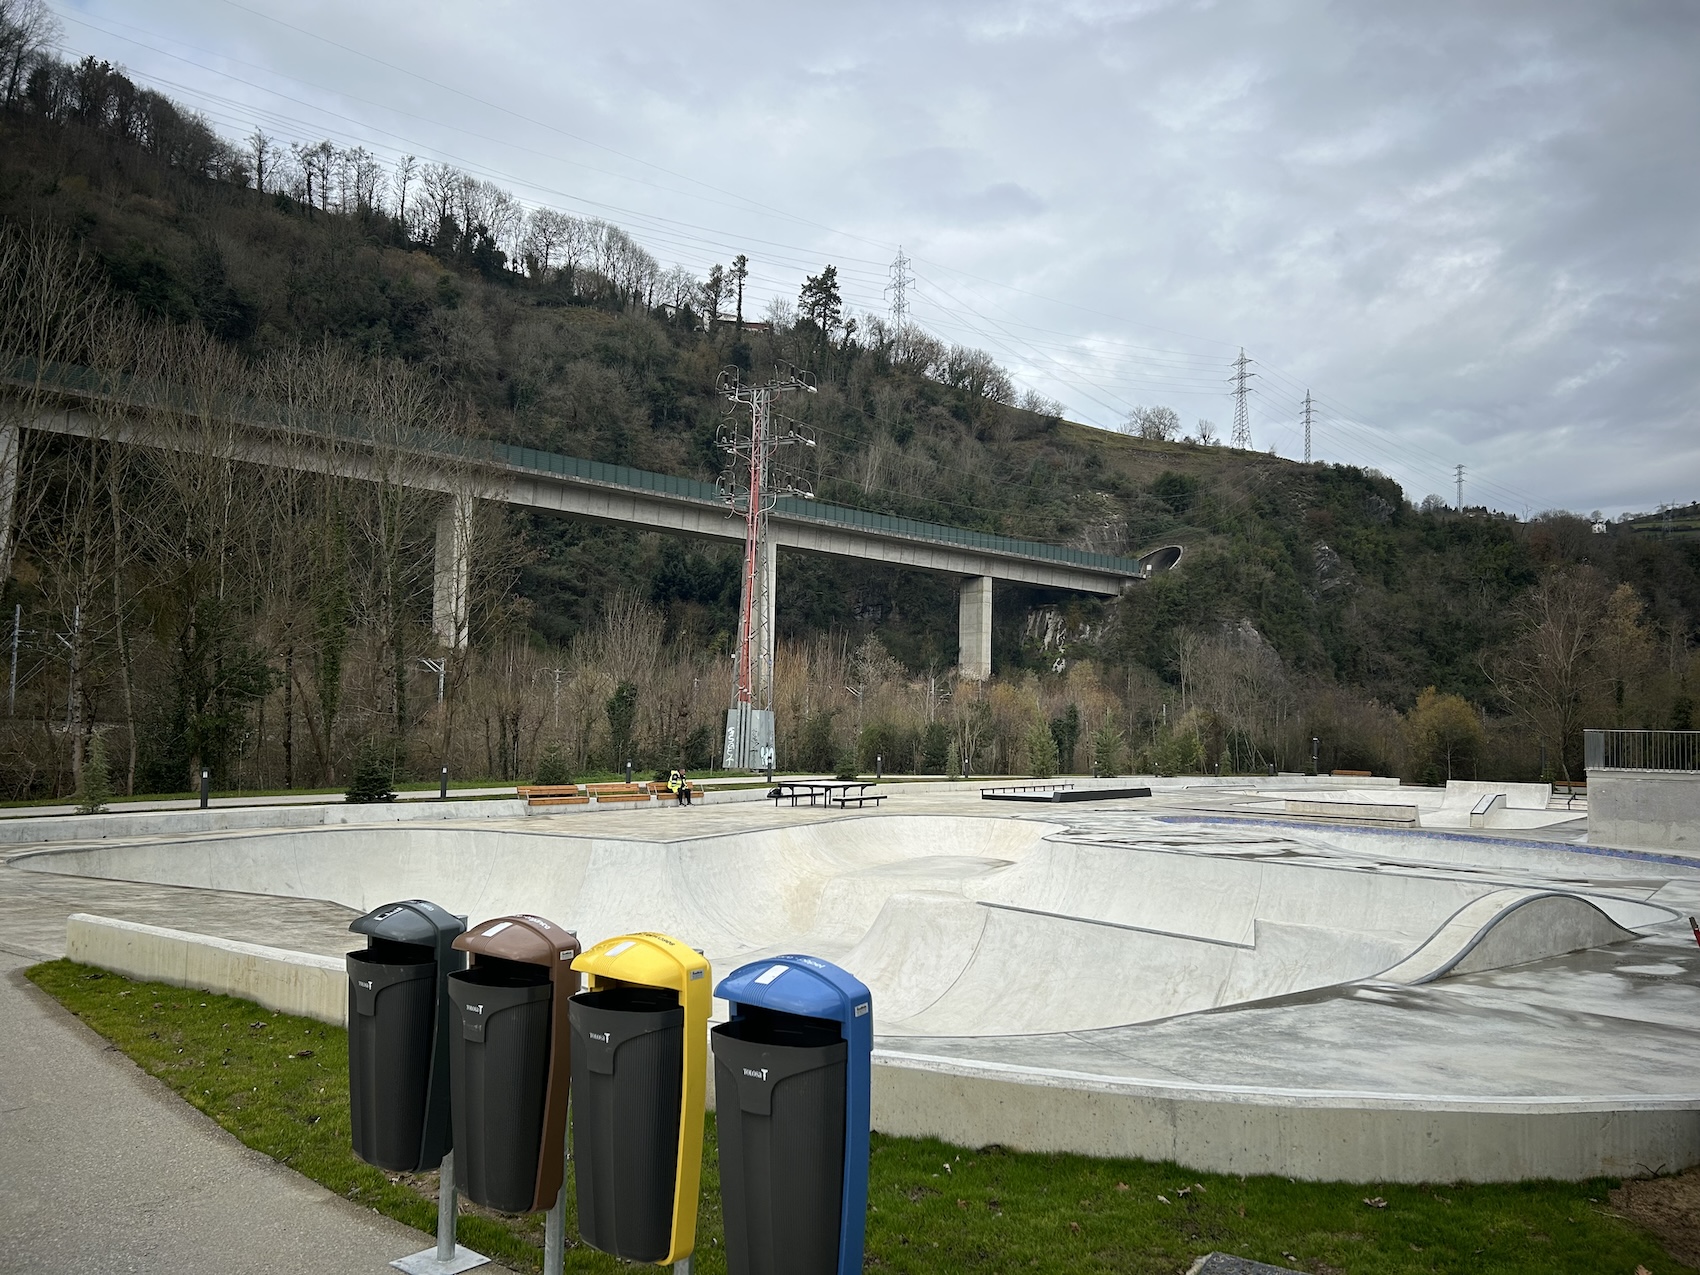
[716,364,816,768]
[1230,348,1256,449]
[885,246,915,343]
[1302,389,1314,464]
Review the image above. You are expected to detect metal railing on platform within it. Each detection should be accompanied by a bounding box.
[1584,729,1700,773]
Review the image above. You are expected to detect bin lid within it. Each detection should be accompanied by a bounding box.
[349,899,464,947]
[572,930,708,994]
[453,914,580,967]
[714,954,871,1028]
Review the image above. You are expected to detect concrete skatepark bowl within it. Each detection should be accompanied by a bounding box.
[9,790,1700,1184]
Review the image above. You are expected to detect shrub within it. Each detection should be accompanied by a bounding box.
[75,733,115,814]
[920,721,951,773]
[534,744,572,786]
[1027,720,1059,778]
[834,746,859,781]
[345,745,396,803]
[796,712,838,773]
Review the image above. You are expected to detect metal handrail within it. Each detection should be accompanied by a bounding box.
[1584,729,1700,773]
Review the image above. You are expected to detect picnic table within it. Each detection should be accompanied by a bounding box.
[770,780,884,809]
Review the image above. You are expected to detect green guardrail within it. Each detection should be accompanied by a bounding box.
[6,357,1148,577]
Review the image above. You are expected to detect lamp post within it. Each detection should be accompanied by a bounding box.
[1310,736,1320,777]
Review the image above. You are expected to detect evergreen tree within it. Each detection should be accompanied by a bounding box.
[1027,719,1059,779]
[345,743,396,803]
[534,743,572,786]
[76,732,114,814]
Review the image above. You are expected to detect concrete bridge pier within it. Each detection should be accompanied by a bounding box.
[431,494,473,650]
[959,575,992,680]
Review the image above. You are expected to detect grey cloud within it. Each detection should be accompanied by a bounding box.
[65,0,1700,513]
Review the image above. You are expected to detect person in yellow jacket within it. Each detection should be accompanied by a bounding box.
[667,768,692,806]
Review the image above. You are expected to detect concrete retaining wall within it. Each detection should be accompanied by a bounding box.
[65,914,347,1025]
[1590,770,1700,853]
[65,911,1696,1184]
[871,1058,1700,1184]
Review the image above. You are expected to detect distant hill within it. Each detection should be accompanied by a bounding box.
[1,56,1696,791]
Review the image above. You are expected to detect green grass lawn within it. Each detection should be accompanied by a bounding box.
[27,959,1686,1275]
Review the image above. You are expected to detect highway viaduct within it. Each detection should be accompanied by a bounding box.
[6,393,1180,679]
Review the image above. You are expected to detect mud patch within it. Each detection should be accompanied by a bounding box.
[1611,1168,1700,1267]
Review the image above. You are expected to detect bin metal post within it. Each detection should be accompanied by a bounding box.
[542,1182,565,1275]
[389,1148,489,1274]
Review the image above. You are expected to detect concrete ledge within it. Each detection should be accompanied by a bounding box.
[0,799,531,846]
[870,1054,1700,1183]
[1284,799,1419,825]
[65,914,346,1026]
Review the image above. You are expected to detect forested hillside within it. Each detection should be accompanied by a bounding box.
[1,36,1696,797]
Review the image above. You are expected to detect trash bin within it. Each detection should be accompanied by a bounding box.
[346,899,465,1173]
[570,931,711,1265]
[447,914,580,1213]
[712,955,872,1275]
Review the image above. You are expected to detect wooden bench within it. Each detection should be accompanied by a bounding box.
[517,784,588,807]
[1331,769,1372,778]
[587,782,652,804]
[647,781,702,803]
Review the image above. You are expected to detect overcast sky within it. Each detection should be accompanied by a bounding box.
[53,0,1700,517]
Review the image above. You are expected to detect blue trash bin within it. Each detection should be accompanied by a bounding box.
[711,955,871,1275]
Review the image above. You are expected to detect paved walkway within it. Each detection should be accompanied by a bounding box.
[0,864,359,962]
[0,950,442,1274]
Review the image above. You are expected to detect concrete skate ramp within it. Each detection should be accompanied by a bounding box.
[1375,890,1639,984]
[10,814,1652,1037]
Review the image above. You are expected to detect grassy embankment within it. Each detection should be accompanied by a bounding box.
[27,960,1687,1274]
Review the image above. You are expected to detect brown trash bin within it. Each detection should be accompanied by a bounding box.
[448,914,581,1213]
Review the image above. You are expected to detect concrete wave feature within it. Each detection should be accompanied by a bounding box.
[1374,890,1639,985]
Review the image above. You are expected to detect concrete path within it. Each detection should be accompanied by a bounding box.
[0,951,440,1275]
[0,863,359,963]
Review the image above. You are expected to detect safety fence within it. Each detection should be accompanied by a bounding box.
[1584,728,1700,772]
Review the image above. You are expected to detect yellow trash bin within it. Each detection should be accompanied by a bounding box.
[569,931,710,1265]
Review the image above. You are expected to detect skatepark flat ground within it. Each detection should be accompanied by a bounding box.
[5,777,1697,1181]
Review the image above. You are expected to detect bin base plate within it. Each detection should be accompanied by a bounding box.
[390,1245,490,1274]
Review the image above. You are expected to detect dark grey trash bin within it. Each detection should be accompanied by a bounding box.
[712,1014,845,1274]
[570,985,685,1262]
[346,900,464,1173]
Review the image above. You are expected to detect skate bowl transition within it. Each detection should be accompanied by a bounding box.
[15,810,1700,1182]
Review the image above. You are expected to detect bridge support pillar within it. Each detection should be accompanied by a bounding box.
[959,576,992,680]
[432,494,472,650]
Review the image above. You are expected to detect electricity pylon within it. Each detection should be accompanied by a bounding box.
[716,364,816,768]
[1230,349,1256,449]
[886,246,914,328]
[1302,389,1314,464]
